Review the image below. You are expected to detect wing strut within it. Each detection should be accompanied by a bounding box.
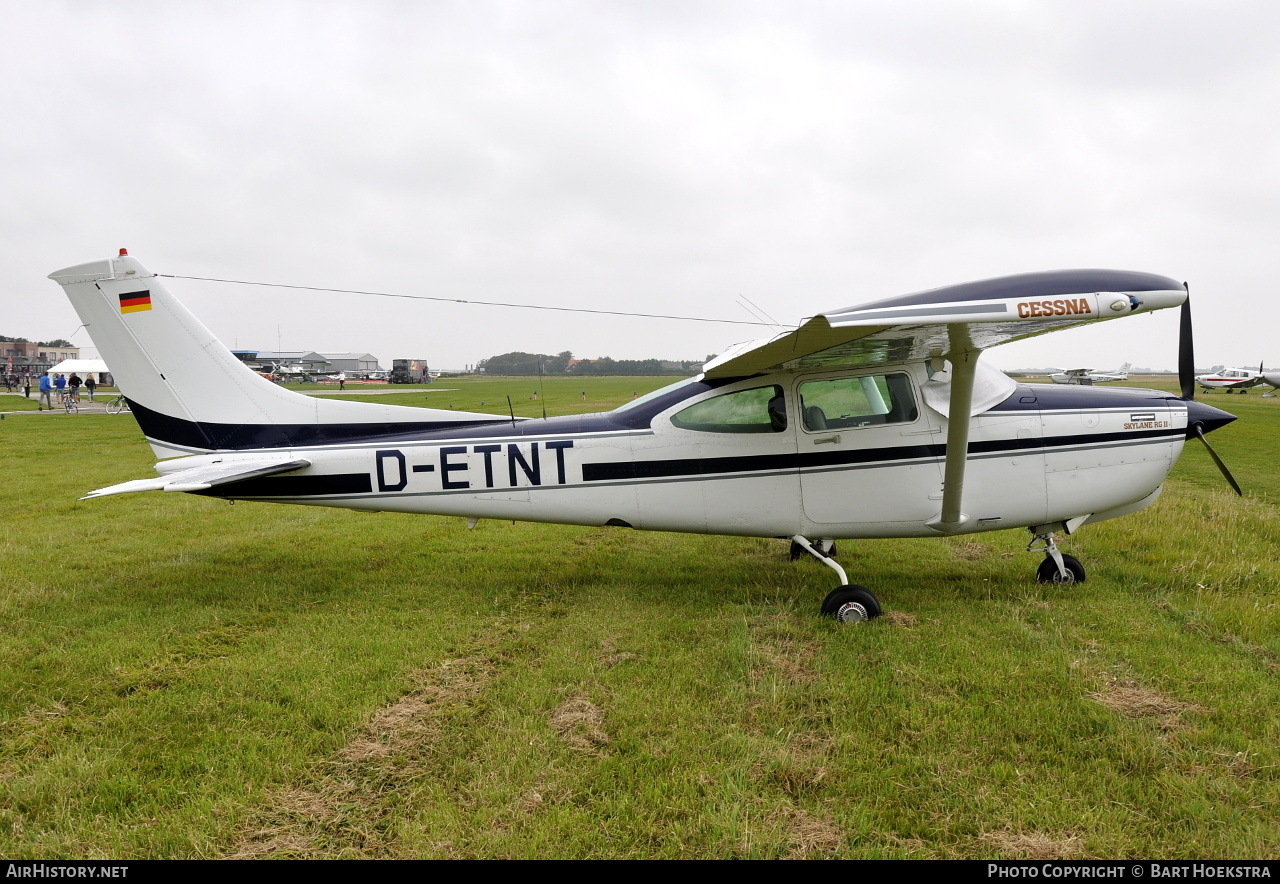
[929,325,978,534]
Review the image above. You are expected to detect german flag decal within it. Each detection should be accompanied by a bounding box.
[119,290,152,314]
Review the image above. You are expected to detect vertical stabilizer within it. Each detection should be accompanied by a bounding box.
[49,253,505,456]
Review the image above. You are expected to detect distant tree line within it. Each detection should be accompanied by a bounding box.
[477,350,707,376]
[478,351,573,375]
[0,335,74,347]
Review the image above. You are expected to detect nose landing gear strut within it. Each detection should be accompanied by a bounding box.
[1028,527,1086,584]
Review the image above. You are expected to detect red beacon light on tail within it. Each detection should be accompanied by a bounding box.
[118,248,128,256]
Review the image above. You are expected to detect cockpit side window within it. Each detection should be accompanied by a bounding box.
[798,373,918,431]
[671,385,787,433]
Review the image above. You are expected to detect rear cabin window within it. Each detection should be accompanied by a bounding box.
[670,385,787,433]
[798,373,918,431]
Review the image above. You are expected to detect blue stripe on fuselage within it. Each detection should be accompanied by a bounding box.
[127,377,733,452]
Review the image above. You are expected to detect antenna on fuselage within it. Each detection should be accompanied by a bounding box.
[537,360,547,420]
[736,296,785,332]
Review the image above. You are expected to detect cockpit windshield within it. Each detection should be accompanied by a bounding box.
[612,376,701,413]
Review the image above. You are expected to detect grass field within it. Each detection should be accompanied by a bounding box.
[1,376,1277,859]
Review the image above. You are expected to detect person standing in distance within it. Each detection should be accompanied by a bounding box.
[37,372,53,410]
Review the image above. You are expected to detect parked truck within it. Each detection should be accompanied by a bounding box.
[390,358,431,384]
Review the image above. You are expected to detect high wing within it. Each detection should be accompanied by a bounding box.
[705,269,1186,533]
[705,270,1182,379]
[82,456,311,499]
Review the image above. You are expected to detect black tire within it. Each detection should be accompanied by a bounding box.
[821,585,882,623]
[1036,554,1086,584]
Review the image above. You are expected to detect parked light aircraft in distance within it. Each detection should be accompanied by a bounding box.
[49,252,1240,623]
[1196,363,1280,396]
[267,362,347,385]
[1048,363,1131,385]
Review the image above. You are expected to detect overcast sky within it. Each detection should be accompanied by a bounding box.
[3,0,1277,373]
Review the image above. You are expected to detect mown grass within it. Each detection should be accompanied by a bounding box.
[0,376,1277,858]
[303,375,678,417]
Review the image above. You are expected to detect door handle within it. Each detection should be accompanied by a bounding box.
[813,435,841,445]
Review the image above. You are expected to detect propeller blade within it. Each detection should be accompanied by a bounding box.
[1179,283,1195,400]
[1192,422,1242,496]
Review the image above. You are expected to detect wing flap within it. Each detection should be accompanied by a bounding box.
[82,458,311,499]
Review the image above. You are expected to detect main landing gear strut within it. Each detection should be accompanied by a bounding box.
[791,535,882,624]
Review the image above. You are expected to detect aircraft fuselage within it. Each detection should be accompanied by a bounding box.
[154,370,1211,540]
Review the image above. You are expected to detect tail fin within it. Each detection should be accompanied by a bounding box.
[49,253,506,457]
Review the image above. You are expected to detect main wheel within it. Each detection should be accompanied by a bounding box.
[821,585,882,623]
[1036,554,1086,584]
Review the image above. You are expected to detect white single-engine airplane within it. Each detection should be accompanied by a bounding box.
[1196,363,1280,397]
[50,252,1240,623]
[1048,362,1131,385]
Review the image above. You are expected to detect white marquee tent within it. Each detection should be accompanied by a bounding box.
[45,359,111,382]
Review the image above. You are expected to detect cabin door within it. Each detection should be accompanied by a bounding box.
[796,369,945,531]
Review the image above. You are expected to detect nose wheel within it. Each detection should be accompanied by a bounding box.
[1028,528,1087,583]
[1036,554,1085,583]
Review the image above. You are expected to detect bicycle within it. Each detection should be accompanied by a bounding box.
[105,395,131,415]
[62,391,79,414]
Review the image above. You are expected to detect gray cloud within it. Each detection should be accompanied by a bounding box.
[3,1,1277,372]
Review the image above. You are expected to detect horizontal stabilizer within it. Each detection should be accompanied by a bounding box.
[81,457,311,499]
